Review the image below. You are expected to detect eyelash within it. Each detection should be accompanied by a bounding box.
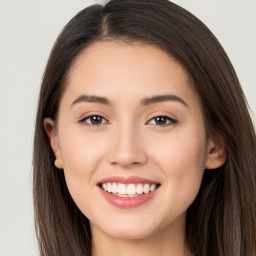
[79,114,177,128]
[79,115,109,127]
[146,115,177,126]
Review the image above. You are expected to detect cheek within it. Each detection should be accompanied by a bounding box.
[59,124,107,173]
[147,127,207,211]
[149,126,207,168]
[58,127,108,210]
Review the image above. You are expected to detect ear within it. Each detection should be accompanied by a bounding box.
[43,118,63,169]
[205,135,226,169]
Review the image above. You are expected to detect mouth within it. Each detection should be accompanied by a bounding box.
[97,176,161,208]
[99,182,160,197]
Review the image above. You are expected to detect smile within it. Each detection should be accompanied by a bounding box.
[101,182,158,197]
[98,176,161,208]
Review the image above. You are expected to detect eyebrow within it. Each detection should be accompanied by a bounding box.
[71,94,188,108]
[141,94,188,107]
[71,95,110,107]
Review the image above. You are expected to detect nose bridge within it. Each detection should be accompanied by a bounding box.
[107,121,147,167]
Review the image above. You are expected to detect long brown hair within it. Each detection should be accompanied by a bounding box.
[33,0,256,255]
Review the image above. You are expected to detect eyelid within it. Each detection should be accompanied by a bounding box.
[78,112,178,127]
[146,114,178,126]
[78,110,110,122]
[79,113,110,126]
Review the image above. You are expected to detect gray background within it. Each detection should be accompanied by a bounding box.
[0,0,255,255]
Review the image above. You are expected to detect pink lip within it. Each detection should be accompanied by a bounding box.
[99,187,159,208]
[97,175,159,185]
[97,176,160,208]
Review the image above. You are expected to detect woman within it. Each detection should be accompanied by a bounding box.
[33,0,256,255]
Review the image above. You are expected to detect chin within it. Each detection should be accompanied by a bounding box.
[92,217,160,240]
[105,226,155,240]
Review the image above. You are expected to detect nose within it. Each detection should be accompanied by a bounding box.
[107,124,148,168]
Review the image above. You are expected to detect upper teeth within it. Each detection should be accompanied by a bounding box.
[101,183,157,196]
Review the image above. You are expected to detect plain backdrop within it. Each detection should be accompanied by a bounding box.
[0,0,255,255]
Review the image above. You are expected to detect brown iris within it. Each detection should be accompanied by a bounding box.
[90,115,103,124]
[154,116,169,125]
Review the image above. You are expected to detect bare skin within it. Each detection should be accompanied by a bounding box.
[91,212,191,256]
[44,41,226,256]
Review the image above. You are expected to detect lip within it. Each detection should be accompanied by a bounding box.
[97,176,160,208]
[99,186,159,208]
[97,175,159,185]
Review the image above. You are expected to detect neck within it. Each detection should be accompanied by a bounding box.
[90,214,192,256]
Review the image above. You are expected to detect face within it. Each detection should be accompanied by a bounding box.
[45,41,223,241]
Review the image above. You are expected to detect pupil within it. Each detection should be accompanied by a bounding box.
[91,116,102,124]
[156,116,166,124]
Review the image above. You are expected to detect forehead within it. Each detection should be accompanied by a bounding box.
[62,41,199,108]
[70,41,187,80]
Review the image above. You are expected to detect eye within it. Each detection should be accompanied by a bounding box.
[146,115,177,126]
[79,115,109,126]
